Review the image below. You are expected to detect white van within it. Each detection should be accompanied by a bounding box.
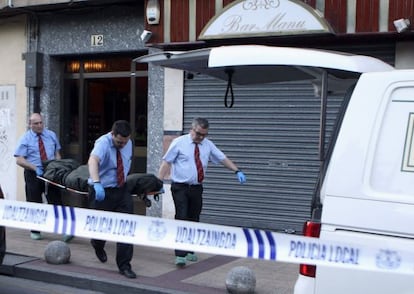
[137,45,414,293]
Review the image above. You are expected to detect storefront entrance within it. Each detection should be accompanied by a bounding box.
[61,55,148,173]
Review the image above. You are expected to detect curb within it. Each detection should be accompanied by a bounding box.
[0,253,187,294]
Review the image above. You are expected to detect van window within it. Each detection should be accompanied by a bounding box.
[370,86,414,197]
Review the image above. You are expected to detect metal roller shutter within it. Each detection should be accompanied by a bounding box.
[182,43,394,233]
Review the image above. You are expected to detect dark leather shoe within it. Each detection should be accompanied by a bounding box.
[120,268,137,279]
[91,241,107,263]
[94,247,107,263]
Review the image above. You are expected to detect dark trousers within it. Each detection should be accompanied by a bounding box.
[0,186,5,265]
[171,183,203,257]
[0,226,5,265]
[89,185,134,271]
[24,169,63,234]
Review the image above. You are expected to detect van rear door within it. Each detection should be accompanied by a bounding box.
[135,45,393,85]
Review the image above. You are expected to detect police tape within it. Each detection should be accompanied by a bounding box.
[0,199,413,274]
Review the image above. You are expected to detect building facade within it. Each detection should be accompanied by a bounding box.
[0,0,413,232]
[0,1,151,212]
[0,14,26,201]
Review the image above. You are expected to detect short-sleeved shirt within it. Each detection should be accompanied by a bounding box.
[163,134,226,185]
[14,129,61,169]
[89,132,132,188]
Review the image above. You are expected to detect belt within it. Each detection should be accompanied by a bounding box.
[104,186,122,190]
[172,182,202,187]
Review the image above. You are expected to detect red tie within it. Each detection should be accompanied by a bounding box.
[194,143,204,183]
[38,134,47,161]
[117,150,125,187]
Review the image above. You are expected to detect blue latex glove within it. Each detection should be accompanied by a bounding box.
[236,171,246,184]
[159,187,165,194]
[35,167,44,177]
[93,182,105,201]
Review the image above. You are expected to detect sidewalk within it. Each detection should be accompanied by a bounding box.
[1,227,298,294]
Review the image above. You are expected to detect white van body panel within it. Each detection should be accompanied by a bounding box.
[295,233,414,294]
[312,231,414,294]
[298,71,414,294]
[322,71,414,234]
[294,275,315,293]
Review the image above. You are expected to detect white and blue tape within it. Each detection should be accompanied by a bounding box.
[0,199,413,274]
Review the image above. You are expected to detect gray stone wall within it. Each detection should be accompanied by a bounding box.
[37,4,145,55]
[146,47,164,217]
[28,2,146,134]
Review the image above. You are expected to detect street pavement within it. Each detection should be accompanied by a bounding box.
[0,274,104,294]
[1,227,298,294]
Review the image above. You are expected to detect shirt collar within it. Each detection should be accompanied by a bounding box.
[30,129,42,137]
[187,133,205,145]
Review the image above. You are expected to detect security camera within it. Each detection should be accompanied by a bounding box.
[140,30,152,43]
[393,18,410,33]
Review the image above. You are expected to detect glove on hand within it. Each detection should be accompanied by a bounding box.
[236,171,246,184]
[158,187,165,194]
[93,182,105,201]
[35,167,44,177]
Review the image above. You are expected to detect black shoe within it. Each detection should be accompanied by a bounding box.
[94,247,107,263]
[119,268,137,279]
[91,241,107,263]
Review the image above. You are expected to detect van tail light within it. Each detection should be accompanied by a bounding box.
[299,221,321,277]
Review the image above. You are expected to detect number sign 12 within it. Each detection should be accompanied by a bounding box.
[91,35,104,47]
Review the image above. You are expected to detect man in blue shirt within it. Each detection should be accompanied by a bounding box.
[88,120,136,279]
[14,113,63,241]
[158,117,246,267]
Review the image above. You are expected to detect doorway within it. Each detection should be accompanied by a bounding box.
[61,55,148,173]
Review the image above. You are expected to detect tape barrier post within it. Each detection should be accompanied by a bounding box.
[0,199,413,274]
